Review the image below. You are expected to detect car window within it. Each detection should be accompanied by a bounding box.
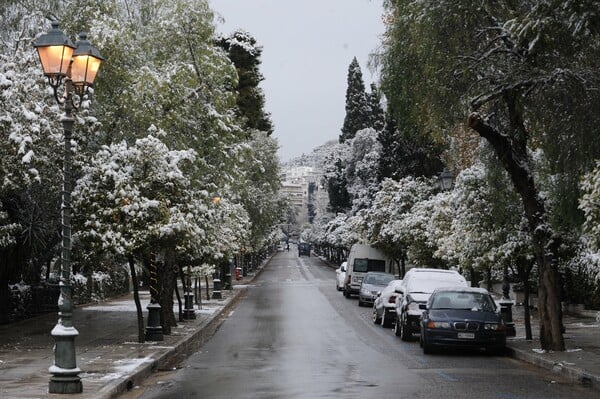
[353,259,368,272]
[368,259,386,272]
[431,291,496,311]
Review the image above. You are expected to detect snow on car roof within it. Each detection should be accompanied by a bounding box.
[433,286,489,294]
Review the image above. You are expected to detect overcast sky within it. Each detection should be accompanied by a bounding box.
[209,0,386,162]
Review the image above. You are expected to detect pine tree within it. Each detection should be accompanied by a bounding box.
[378,114,400,180]
[217,30,274,135]
[340,57,370,143]
[367,83,385,132]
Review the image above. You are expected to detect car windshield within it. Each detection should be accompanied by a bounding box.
[364,273,394,285]
[431,291,496,312]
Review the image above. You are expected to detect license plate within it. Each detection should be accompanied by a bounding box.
[458,332,475,339]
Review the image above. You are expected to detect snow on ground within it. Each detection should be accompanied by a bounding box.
[98,357,154,380]
[83,299,150,312]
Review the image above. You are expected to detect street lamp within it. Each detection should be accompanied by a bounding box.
[33,21,104,394]
[438,168,454,191]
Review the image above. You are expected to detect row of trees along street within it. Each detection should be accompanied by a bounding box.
[0,1,286,341]
[305,1,600,352]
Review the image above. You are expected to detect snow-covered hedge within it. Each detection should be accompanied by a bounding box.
[70,269,129,304]
[8,283,32,322]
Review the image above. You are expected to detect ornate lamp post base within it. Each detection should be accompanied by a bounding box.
[49,371,82,394]
[145,302,164,341]
[183,292,196,320]
[211,278,222,299]
[499,299,516,337]
[48,322,82,393]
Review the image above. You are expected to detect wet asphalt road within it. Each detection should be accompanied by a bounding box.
[128,250,598,399]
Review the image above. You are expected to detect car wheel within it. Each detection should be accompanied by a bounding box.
[400,315,411,341]
[394,317,402,337]
[382,312,392,328]
[373,308,381,324]
[358,298,364,307]
[422,334,433,354]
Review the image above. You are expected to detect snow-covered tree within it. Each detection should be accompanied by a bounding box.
[378,0,600,351]
[217,30,273,135]
[367,177,436,275]
[580,162,600,252]
[344,128,382,213]
[323,142,351,213]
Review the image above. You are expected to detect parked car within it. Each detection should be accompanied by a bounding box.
[298,242,311,257]
[335,262,347,291]
[373,279,403,327]
[358,272,395,307]
[343,244,393,298]
[420,287,506,355]
[394,268,468,341]
[276,244,284,252]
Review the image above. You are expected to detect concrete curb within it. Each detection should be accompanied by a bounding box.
[505,346,599,392]
[95,258,271,399]
[93,289,244,399]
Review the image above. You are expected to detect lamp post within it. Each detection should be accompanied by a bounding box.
[33,22,104,394]
[438,168,454,191]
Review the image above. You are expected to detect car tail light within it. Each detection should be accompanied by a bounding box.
[389,295,396,304]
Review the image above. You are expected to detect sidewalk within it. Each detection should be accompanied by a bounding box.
[506,305,600,391]
[0,265,266,399]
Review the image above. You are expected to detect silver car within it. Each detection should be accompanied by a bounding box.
[373,279,403,327]
[358,272,395,307]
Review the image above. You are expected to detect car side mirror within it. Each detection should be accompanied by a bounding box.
[341,267,346,272]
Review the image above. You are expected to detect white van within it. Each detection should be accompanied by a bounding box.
[343,244,393,298]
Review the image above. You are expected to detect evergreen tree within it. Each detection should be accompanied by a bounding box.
[339,57,370,143]
[217,30,274,135]
[378,114,400,180]
[327,159,352,213]
[367,83,385,132]
[377,112,444,181]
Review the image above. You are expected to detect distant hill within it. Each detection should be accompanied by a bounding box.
[281,139,338,170]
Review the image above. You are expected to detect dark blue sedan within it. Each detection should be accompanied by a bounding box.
[420,287,506,355]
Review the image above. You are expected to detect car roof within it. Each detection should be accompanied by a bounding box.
[432,286,490,295]
[407,268,459,274]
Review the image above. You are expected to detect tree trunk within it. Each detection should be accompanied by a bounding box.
[523,279,532,341]
[159,256,177,335]
[205,275,210,301]
[175,268,184,322]
[128,254,144,343]
[469,110,564,351]
[469,267,478,288]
